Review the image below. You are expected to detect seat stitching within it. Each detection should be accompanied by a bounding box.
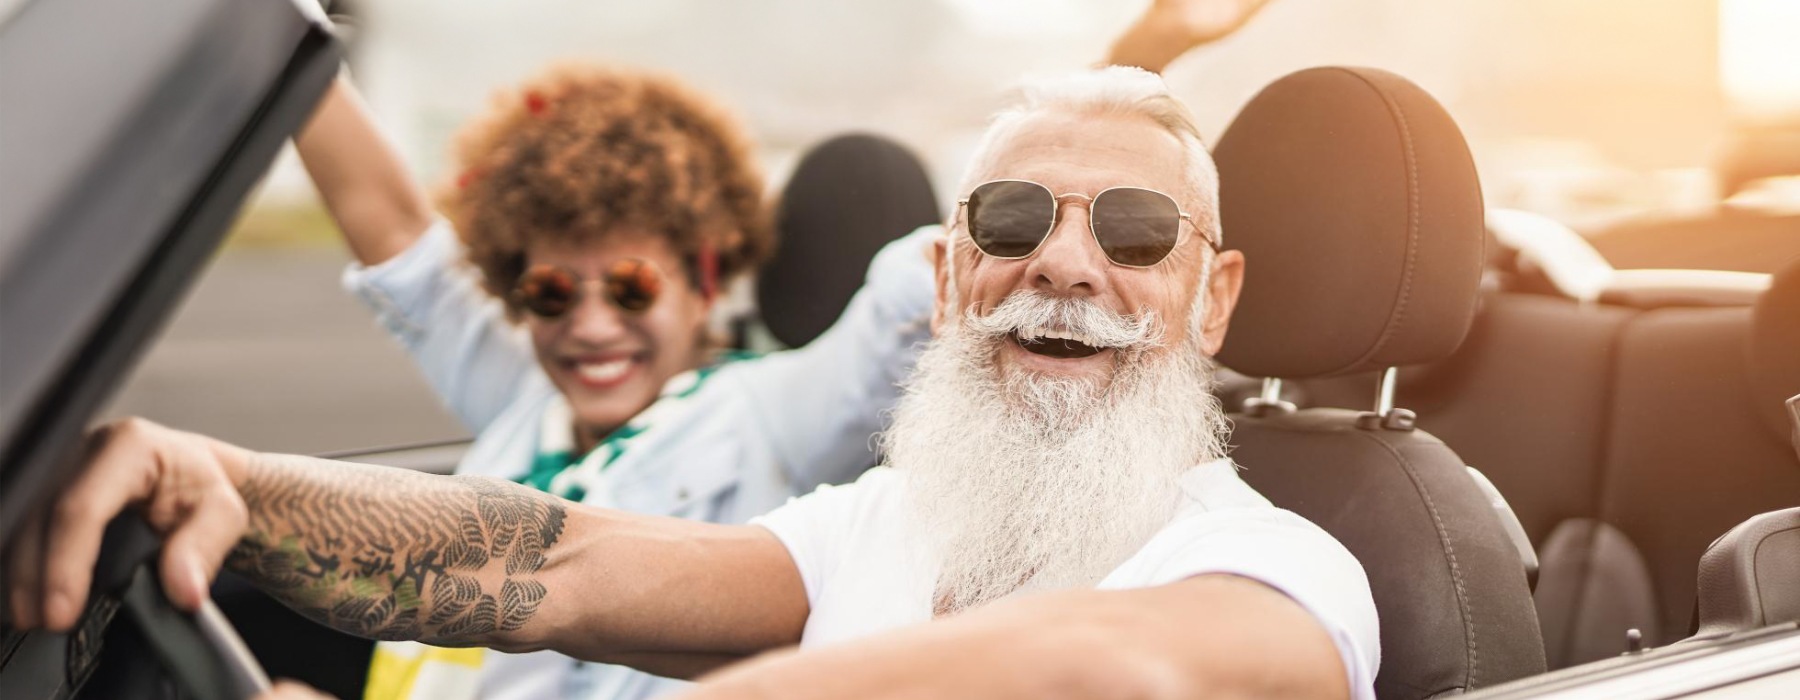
[1556,308,1641,659]
[1560,520,1603,668]
[1356,429,1480,688]
[1334,68,1423,374]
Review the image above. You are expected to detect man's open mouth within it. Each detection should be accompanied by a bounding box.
[1012,328,1104,359]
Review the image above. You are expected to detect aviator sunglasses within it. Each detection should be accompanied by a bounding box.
[957,179,1219,267]
[512,259,664,319]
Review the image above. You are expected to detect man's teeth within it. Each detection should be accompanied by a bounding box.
[576,358,633,383]
[1020,327,1101,348]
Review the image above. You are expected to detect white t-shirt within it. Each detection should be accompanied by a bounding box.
[754,460,1381,700]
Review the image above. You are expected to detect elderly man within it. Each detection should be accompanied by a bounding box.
[7,67,1378,699]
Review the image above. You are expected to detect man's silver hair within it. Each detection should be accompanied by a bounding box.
[956,66,1222,247]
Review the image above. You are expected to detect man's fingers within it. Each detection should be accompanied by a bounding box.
[38,421,160,630]
[158,484,249,611]
[5,508,48,628]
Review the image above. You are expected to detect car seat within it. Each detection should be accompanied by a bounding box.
[1214,67,1549,697]
[757,133,939,348]
[1301,217,1800,668]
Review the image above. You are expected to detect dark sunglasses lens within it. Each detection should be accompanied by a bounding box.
[604,259,661,312]
[1092,188,1181,266]
[968,181,1054,258]
[517,266,577,318]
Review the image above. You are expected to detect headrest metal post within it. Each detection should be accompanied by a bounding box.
[1242,377,1296,417]
[1357,367,1417,432]
[1375,367,1398,416]
[1785,394,1799,462]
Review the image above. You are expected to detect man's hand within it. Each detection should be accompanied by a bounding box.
[5,418,252,631]
[5,418,809,672]
[1105,0,1276,74]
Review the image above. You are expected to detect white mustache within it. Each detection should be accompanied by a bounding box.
[962,290,1162,352]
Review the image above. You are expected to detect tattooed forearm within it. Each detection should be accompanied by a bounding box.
[224,454,566,645]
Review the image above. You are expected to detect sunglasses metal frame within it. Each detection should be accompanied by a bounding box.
[510,259,664,320]
[954,179,1220,268]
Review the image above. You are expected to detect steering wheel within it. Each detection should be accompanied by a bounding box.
[14,516,274,700]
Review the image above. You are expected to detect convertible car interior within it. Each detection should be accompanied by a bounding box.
[2,0,1798,698]
[1202,61,1800,696]
[1297,193,1800,672]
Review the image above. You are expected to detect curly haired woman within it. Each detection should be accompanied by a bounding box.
[293,64,935,700]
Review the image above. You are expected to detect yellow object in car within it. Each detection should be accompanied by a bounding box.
[364,644,484,700]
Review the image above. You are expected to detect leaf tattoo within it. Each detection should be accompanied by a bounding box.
[225,455,568,645]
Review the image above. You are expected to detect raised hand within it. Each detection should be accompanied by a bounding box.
[1105,0,1276,74]
[1153,0,1275,45]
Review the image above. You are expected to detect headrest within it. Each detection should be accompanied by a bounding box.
[1750,257,1800,442]
[1717,125,1800,199]
[760,133,938,348]
[1216,67,1486,379]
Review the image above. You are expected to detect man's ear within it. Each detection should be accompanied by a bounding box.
[1199,249,1245,356]
[930,236,951,335]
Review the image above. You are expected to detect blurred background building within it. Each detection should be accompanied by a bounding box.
[108,0,1800,453]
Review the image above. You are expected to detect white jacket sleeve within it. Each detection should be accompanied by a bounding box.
[734,225,939,493]
[340,220,541,432]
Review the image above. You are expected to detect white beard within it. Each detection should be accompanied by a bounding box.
[881,290,1231,615]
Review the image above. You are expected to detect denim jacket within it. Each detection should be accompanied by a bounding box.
[341,221,937,700]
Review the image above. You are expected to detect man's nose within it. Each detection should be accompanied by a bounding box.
[1023,206,1108,296]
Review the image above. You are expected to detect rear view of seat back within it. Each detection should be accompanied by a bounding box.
[1215,66,1547,698]
[1594,263,1800,647]
[1302,257,1800,668]
[758,134,939,348]
[1302,295,1635,548]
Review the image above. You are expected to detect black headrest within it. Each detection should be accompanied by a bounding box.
[1750,257,1800,441]
[1215,67,1486,379]
[759,133,938,348]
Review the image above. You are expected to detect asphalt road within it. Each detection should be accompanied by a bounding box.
[103,246,469,455]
